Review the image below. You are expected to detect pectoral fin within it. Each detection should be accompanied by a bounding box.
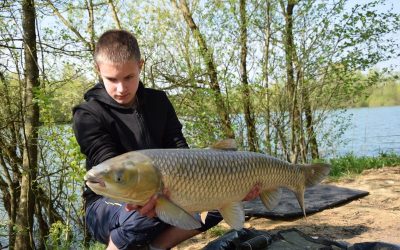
[155,196,201,230]
[218,202,245,230]
[259,188,281,210]
[200,211,208,224]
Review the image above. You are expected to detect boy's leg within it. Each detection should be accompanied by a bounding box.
[86,197,169,249]
[87,198,223,249]
[150,211,223,249]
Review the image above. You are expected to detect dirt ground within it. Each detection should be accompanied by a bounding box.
[176,166,400,249]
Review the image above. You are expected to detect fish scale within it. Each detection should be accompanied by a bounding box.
[85,142,330,230]
[140,149,297,211]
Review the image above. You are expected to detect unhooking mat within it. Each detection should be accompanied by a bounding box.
[203,228,400,250]
[243,184,369,219]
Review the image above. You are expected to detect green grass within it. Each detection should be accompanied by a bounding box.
[206,225,230,238]
[326,152,400,180]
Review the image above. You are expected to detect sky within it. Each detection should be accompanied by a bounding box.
[357,0,400,70]
[33,0,400,75]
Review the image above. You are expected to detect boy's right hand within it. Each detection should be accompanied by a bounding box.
[125,194,158,218]
[125,188,170,218]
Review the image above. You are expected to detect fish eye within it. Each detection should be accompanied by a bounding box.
[115,170,124,183]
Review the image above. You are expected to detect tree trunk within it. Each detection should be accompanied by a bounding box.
[173,0,235,139]
[263,0,272,154]
[0,73,21,249]
[303,90,319,159]
[14,0,39,248]
[297,71,308,163]
[282,0,301,163]
[86,0,96,52]
[35,202,49,250]
[240,0,258,151]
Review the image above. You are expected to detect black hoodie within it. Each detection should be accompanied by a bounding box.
[73,82,188,204]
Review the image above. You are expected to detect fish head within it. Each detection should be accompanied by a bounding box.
[84,152,161,205]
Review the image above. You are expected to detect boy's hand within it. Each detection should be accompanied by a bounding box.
[242,183,261,201]
[125,195,158,217]
[125,188,170,218]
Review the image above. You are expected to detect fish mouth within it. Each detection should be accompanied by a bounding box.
[84,173,105,188]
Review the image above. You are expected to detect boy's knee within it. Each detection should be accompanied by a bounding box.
[109,218,170,250]
[110,227,150,249]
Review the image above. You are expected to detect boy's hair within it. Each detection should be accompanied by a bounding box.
[94,29,141,64]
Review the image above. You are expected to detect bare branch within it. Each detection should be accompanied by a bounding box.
[44,0,92,50]
[108,0,122,29]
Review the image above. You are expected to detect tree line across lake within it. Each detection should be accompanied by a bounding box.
[0,0,399,249]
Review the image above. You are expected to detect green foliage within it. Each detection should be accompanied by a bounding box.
[85,242,107,250]
[46,219,105,250]
[328,152,400,179]
[353,74,400,107]
[170,89,226,147]
[35,63,88,248]
[45,221,73,250]
[37,63,90,124]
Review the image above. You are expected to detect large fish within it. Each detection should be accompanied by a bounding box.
[84,140,330,230]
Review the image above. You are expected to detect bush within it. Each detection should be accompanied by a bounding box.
[328,152,400,179]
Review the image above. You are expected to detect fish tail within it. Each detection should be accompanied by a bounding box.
[294,163,331,217]
[301,163,331,187]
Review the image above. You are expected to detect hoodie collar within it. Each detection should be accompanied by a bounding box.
[84,81,145,110]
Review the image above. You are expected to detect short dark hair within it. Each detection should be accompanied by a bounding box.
[94,29,141,64]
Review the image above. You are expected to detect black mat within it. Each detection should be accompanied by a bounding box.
[203,228,400,250]
[243,184,369,220]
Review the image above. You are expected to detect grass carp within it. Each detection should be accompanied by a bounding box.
[84,140,330,230]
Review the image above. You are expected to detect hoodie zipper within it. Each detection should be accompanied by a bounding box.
[134,99,153,148]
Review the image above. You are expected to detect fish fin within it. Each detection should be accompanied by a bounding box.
[300,163,331,187]
[200,211,208,224]
[218,202,245,230]
[155,196,201,230]
[294,188,306,218]
[210,139,237,151]
[294,163,330,217]
[259,188,281,210]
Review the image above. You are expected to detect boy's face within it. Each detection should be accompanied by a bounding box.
[96,59,143,107]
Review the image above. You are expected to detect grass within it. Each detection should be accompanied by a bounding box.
[205,225,230,238]
[326,152,400,180]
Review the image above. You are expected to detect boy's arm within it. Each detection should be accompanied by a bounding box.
[73,106,119,167]
[162,93,189,149]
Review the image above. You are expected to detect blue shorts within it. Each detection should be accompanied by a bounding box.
[86,197,222,249]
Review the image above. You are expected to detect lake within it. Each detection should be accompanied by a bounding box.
[321,105,400,157]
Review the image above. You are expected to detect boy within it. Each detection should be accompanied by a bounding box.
[73,29,225,249]
[73,29,259,250]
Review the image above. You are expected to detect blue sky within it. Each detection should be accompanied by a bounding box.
[358,0,400,70]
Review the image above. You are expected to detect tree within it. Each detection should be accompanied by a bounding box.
[0,1,89,248]
[14,0,39,248]
[259,0,400,162]
[239,0,258,151]
[172,0,235,139]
